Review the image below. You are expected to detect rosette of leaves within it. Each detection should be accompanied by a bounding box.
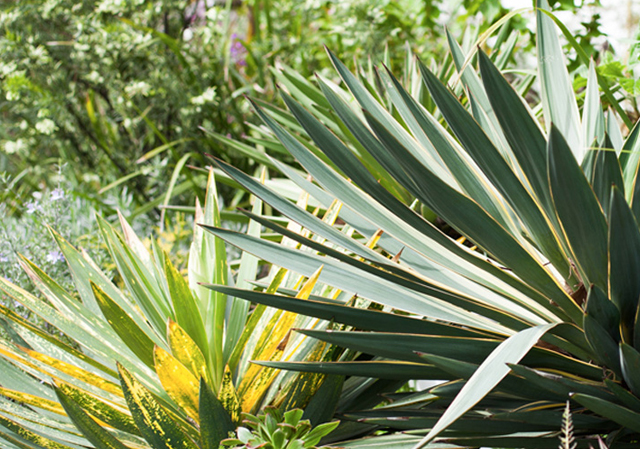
[198,1,640,448]
[0,169,354,448]
[221,407,339,449]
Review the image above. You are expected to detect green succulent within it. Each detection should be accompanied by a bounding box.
[221,407,339,449]
[198,1,640,448]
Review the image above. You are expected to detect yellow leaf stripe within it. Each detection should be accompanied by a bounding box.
[237,267,323,412]
[154,346,200,422]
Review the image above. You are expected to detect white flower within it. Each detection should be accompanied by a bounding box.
[3,139,26,155]
[0,61,17,77]
[124,81,152,97]
[86,70,104,84]
[205,7,225,22]
[190,87,217,105]
[35,119,58,135]
[46,251,65,264]
[97,0,126,14]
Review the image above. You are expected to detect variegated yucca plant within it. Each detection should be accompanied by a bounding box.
[195,1,640,448]
[0,168,356,448]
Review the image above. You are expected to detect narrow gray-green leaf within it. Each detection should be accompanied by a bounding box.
[412,324,557,448]
[536,0,582,159]
[582,60,605,155]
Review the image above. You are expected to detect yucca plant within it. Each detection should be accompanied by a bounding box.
[0,168,356,448]
[192,1,640,448]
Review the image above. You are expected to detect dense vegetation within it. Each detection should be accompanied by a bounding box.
[2,0,640,448]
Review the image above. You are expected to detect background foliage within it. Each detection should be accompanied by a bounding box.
[0,0,613,218]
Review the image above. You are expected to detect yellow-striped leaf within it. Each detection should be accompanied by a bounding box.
[0,387,65,415]
[164,256,208,359]
[154,346,200,422]
[21,346,123,397]
[167,319,209,389]
[56,382,139,435]
[198,378,235,449]
[92,281,157,369]
[218,365,241,423]
[118,363,199,449]
[0,413,74,449]
[238,267,322,412]
[55,386,130,449]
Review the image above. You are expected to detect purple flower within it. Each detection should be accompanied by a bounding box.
[46,250,65,264]
[25,201,42,214]
[51,188,64,201]
[0,254,8,263]
[230,34,247,67]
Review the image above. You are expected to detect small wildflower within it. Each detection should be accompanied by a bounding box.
[230,33,247,67]
[25,201,41,214]
[50,188,64,201]
[35,118,58,135]
[190,86,217,105]
[0,254,8,263]
[46,251,64,264]
[3,139,26,155]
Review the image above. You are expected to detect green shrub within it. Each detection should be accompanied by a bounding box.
[0,0,604,218]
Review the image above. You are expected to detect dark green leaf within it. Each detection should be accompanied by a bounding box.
[583,313,622,376]
[199,378,235,449]
[366,110,580,323]
[254,360,449,380]
[584,285,620,343]
[508,364,617,403]
[298,330,602,380]
[609,186,640,341]
[420,61,567,280]
[572,393,640,433]
[619,343,640,397]
[203,284,488,338]
[477,51,551,214]
[591,145,624,217]
[548,125,609,291]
